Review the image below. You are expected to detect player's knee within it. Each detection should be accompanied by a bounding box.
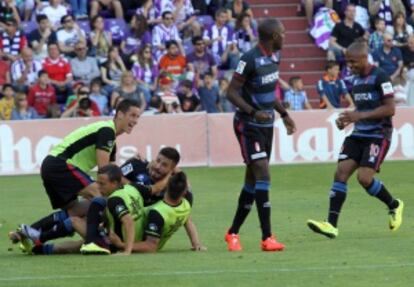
[357,173,373,188]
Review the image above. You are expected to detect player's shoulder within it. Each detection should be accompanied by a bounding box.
[241,45,260,60]
[371,66,391,82]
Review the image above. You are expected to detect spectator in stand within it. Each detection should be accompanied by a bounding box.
[218,77,233,112]
[304,0,332,27]
[136,0,161,27]
[41,0,68,28]
[90,0,124,19]
[369,17,386,52]
[186,36,217,81]
[197,72,220,113]
[177,79,199,112]
[152,11,184,60]
[69,0,88,20]
[373,32,404,82]
[278,76,313,111]
[317,61,353,109]
[159,40,187,86]
[27,70,56,118]
[42,43,73,104]
[0,0,20,30]
[121,14,152,59]
[0,58,10,88]
[11,92,39,120]
[233,13,257,54]
[70,42,101,85]
[61,84,101,117]
[161,0,201,36]
[386,11,413,48]
[401,34,414,105]
[328,4,365,61]
[57,14,86,58]
[111,71,146,112]
[155,74,181,113]
[28,14,57,61]
[89,78,109,115]
[89,15,112,64]
[11,47,42,91]
[131,44,159,103]
[225,0,255,28]
[0,84,15,120]
[203,8,238,69]
[101,46,127,94]
[0,18,27,62]
[368,0,406,30]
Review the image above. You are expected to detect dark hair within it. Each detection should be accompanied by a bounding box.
[2,84,14,92]
[192,36,203,45]
[138,44,153,67]
[38,70,48,78]
[61,15,72,24]
[90,77,102,88]
[36,14,48,23]
[159,147,180,165]
[167,171,188,201]
[90,15,103,30]
[48,42,59,49]
[166,40,179,49]
[162,11,173,19]
[204,71,214,78]
[374,16,385,26]
[97,164,123,183]
[288,76,301,86]
[181,80,193,89]
[235,12,251,30]
[325,61,339,71]
[115,99,140,116]
[131,14,148,38]
[215,8,227,18]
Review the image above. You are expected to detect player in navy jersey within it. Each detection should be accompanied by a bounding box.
[224,18,296,252]
[307,40,404,238]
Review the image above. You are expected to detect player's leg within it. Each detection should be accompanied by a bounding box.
[32,240,83,255]
[357,138,403,230]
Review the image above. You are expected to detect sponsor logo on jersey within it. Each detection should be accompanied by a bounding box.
[121,163,133,175]
[261,71,279,85]
[148,223,158,232]
[354,93,372,101]
[115,204,126,215]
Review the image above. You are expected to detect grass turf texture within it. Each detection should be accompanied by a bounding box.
[0,161,413,287]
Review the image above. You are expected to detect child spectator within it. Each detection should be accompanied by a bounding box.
[197,72,220,113]
[27,70,56,118]
[11,92,39,120]
[0,84,15,120]
[155,75,181,113]
[159,40,187,87]
[89,78,109,115]
[218,77,233,112]
[279,76,312,111]
[369,17,386,52]
[177,79,199,112]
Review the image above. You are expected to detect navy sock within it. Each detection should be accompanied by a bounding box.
[85,197,107,244]
[229,184,255,234]
[39,217,73,243]
[366,179,398,209]
[31,210,68,231]
[327,181,347,227]
[255,181,271,240]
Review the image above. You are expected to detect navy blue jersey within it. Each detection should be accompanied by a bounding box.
[350,66,394,140]
[233,45,280,127]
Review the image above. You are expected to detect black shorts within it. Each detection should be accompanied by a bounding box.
[338,136,390,172]
[234,117,273,164]
[41,155,94,209]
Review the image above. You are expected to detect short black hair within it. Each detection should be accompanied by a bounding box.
[325,61,339,71]
[159,147,180,165]
[167,171,188,201]
[162,11,173,19]
[2,84,14,91]
[288,76,301,86]
[166,40,178,49]
[61,15,72,24]
[215,8,227,18]
[192,36,203,45]
[97,164,123,183]
[38,69,48,78]
[36,14,48,23]
[115,99,140,116]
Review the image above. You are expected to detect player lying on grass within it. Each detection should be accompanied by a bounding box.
[31,165,193,255]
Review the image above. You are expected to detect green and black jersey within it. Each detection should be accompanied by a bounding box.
[49,120,116,173]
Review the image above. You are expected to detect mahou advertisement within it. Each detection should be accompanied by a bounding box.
[0,108,413,175]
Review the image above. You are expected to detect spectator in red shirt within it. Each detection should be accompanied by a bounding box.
[0,18,27,62]
[159,40,187,87]
[27,70,57,117]
[0,58,11,88]
[42,43,73,103]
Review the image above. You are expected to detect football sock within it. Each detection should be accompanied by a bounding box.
[255,181,271,240]
[327,181,347,227]
[39,218,73,243]
[31,210,68,231]
[85,197,107,244]
[32,244,54,255]
[229,184,255,234]
[365,179,399,209]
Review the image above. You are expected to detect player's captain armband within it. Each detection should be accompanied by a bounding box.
[235,60,247,75]
[121,163,133,175]
[381,82,394,96]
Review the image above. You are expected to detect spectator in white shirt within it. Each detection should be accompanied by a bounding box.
[57,14,86,57]
[11,47,42,91]
[40,0,68,28]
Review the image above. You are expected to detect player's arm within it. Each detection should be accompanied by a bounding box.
[119,214,135,255]
[274,99,296,135]
[107,196,134,254]
[96,127,116,168]
[184,216,206,251]
[131,210,163,253]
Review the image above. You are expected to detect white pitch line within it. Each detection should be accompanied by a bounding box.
[1,262,414,282]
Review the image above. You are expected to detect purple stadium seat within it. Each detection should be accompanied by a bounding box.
[197,15,214,29]
[77,21,91,36]
[104,18,130,44]
[21,21,38,35]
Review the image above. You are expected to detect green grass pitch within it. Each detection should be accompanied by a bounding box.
[0,161,413,287]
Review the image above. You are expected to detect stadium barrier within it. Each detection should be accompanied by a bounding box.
[1,108,414,175]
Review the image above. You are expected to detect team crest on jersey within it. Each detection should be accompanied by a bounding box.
[236,60,246,74]
[148,223,158,232]
[381,82,394,95]
[107,140,114,148]
[121,163,133,175]
[115,204,126,215]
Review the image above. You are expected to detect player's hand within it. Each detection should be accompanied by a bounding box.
[191,245,207,251]
[339,111,361,124]
[283,116,296,135]
[254,111,272,122]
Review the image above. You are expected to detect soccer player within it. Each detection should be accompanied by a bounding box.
[9,99,140,249]
[224,18,296,252]
[307,40,404,238]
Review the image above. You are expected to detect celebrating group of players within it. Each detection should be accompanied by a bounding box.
[8,17,405,255]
